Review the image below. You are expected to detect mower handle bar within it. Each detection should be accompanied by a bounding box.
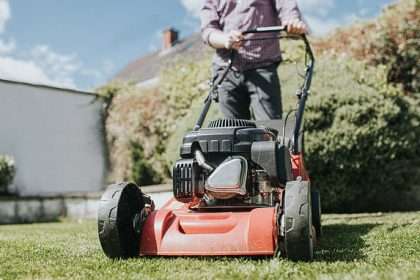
[194,26,315,155]
[242,25,287,34]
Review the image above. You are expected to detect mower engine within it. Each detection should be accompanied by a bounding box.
[173,119,293,208]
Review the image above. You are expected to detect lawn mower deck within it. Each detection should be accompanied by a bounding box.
[97,26,322,261]
[139,199,277,256]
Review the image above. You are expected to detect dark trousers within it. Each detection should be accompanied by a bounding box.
[214,63,282,120]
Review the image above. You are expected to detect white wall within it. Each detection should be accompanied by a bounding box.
[0,80,107,196]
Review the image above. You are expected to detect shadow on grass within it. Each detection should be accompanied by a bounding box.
[315,223,379,262]
[118,223,379,263]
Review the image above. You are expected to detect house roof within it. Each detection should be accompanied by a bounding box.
[114,33,208,84]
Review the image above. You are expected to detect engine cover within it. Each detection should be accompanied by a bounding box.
[180,119,275,157]
[172,119,293,204]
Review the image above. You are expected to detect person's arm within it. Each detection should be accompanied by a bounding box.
[200,0,243,50]
[274,0,308,34]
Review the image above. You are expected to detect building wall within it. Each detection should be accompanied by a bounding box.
[0,80,107,196]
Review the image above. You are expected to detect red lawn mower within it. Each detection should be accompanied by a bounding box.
[98,26,322,261]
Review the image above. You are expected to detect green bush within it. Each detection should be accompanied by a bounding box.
[0,155,16,194]
[97,83,171,185]
[315,0,420,94]
[97,57,214,185]
[160,56,213,118]
[369,0,419,93]
[304,58,420,212]
[130,142,162,186]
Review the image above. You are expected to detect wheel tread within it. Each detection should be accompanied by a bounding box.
[283,180,314,261]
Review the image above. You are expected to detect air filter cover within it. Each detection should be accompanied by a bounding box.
[208,119,256,128]
[205,156,248,199]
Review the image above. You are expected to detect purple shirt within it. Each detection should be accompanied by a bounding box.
[200,0,302,71]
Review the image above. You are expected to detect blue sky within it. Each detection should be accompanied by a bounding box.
[0,0,395,90]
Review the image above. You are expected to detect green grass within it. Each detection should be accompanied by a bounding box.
[1,212,420,280]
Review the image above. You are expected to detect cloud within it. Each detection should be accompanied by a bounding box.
[0,0,13,53]
[0,1,85,89]
[27,45,82,88]
[298,0,335,17]
[0,42,107,89]
[0,41,82,88]
[0,45,82,88]
[0,0,10,33]
[298,0,380,36]
[0,56,52,85]
[180,0,204,18]
[0,38,14,53]
[80,60,115,86]
[297,0,339,35]
[304,15,341,35]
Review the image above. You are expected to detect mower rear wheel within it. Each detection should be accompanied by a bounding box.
[97,182,153,259]
[283,180,314,261]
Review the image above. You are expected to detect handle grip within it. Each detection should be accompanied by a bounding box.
[242,26,287,34]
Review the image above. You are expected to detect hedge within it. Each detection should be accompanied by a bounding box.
[304,58,420,212]
[98,83,170,186]
[314,0,419,94]
[0,155,16,194]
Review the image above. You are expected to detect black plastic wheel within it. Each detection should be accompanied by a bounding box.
[311,189,322,239]
[283,180,314,261]
[97,182,151,259]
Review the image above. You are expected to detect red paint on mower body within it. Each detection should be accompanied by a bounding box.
[139,199,277,256]
[291,154,309,180]
[138,153,306,257]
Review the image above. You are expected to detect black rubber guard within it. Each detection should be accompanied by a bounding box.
[97,182,152,259]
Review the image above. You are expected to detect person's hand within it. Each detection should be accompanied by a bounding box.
[224,30,244,50]
[284,18,308,34]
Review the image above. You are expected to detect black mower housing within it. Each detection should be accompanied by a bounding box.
[173,119,293,203]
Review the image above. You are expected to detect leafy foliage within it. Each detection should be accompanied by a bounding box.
[314,0,420,94]
[97,83,171,185]
[160,56,212,119]
[0,155,16,194]
[130,142,162,186]
[304,58,420,211]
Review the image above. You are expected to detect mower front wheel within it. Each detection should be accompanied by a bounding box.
[97,182,154,259]
[283,180,314,261]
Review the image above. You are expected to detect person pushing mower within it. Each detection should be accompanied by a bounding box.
[200,0,308,120]
[98,0,321,262]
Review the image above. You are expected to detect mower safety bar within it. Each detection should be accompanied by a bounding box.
[193,53,234,131]
[293,35,314,154]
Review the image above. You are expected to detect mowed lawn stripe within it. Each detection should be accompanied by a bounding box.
[0,212,419,280]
